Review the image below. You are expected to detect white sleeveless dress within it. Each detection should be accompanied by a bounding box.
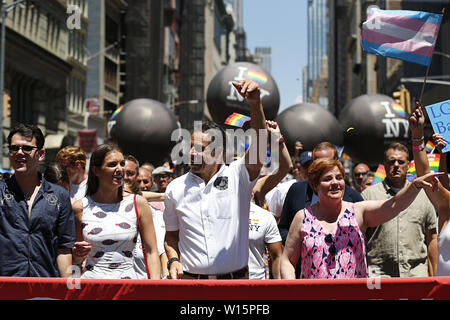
[437,222,450,276]
[81,195,139,279]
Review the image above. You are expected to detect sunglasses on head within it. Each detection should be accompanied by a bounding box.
[8,145,38,155]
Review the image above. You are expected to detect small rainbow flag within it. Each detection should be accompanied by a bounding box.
[425,140,435,153]
[372,164,386,185]
[391,102,407,118]
[110,105,123,120]
[247,70,268,85]
[407,153,440,182]
[224,112,251,127]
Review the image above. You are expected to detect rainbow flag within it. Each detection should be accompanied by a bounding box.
[224,112,251,127]
[407,153,440,182]
[361,8,443,66]
[372,164,386,185]
[247,70,268,85]
[391,101,407,118]
[110,105,123,120]
[425,140,435,153]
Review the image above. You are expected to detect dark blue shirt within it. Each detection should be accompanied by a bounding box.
[0,175,76,277]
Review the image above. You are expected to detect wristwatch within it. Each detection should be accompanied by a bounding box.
[167,257,180,270]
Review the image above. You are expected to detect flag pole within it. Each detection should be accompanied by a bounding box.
[418,8,445,106]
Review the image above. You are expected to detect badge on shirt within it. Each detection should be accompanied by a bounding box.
[213,176,228,190]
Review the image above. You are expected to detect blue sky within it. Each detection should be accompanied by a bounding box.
[243,0,308,114]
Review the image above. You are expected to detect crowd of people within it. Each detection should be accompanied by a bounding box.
[0,80,449,281]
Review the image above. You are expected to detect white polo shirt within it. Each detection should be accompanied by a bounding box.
[248,203,282,280]
[164,156,258,275]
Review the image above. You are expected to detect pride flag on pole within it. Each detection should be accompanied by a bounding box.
[361,8,443,66]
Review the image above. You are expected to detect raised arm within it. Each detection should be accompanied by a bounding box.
[253,120,293,205]
[232,80,267,181]
[409,104,450,214]
[357,171,443,231]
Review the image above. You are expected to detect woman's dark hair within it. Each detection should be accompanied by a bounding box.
[86,143,123,199]
[44,162,69,186]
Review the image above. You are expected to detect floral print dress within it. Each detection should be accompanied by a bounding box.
[300,203,368,279]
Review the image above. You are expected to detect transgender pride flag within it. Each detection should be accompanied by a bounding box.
[361,8,442,66]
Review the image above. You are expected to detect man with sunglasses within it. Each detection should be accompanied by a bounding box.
[352,163,370,193]
[361,142,438,278]
[0,124,76,277]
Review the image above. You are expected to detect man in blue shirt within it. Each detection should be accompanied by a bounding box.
[0,124,76,277]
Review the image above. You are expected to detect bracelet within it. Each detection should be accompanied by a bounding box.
[167,257,180,270]
[412,142,425,151]
[275,135,285,144]
[411,136,424,142]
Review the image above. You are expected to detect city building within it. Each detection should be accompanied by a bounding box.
[254,47,271,72]
[177,0,235,131]
[85,0,127,147]
[0,0,75,167]
[307,0,328,108]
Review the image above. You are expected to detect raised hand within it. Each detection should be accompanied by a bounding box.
[413,171,445,192]
[433,133,447,152]
[408,101,425,134]
[232,79,261,104]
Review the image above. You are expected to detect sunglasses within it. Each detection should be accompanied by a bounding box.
[325,233,337,256]
[9,145,38,155]
[354,172,368,177]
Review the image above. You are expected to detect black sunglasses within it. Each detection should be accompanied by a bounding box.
[325,233,337,256]
[9,145,38,155]
[354,172,368,177]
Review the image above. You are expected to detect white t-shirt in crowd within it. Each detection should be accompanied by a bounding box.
[164,156,258,275]
[70,179,87,200]
[248,203,282,280]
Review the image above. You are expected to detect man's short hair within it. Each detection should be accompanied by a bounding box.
[56,146,87,169]
[7,123,45,149]
[125,154,140,168]
[384,142,409,161]
[313,142,339,160]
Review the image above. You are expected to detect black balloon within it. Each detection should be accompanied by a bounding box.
[275,103,343,155]
[206,62,280,128]
[110,99,179,166]
[338,94,409,166]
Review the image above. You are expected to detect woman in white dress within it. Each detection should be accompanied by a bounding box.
[72,144,160,279]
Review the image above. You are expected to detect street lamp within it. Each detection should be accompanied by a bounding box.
[0,0,26,168]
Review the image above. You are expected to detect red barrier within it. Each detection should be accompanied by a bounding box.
[0,276,450,300]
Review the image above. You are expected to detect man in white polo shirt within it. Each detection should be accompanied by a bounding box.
[164,79,267,279]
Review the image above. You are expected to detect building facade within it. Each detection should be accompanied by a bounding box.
[1,0,75,167]
[307,0,328,108]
